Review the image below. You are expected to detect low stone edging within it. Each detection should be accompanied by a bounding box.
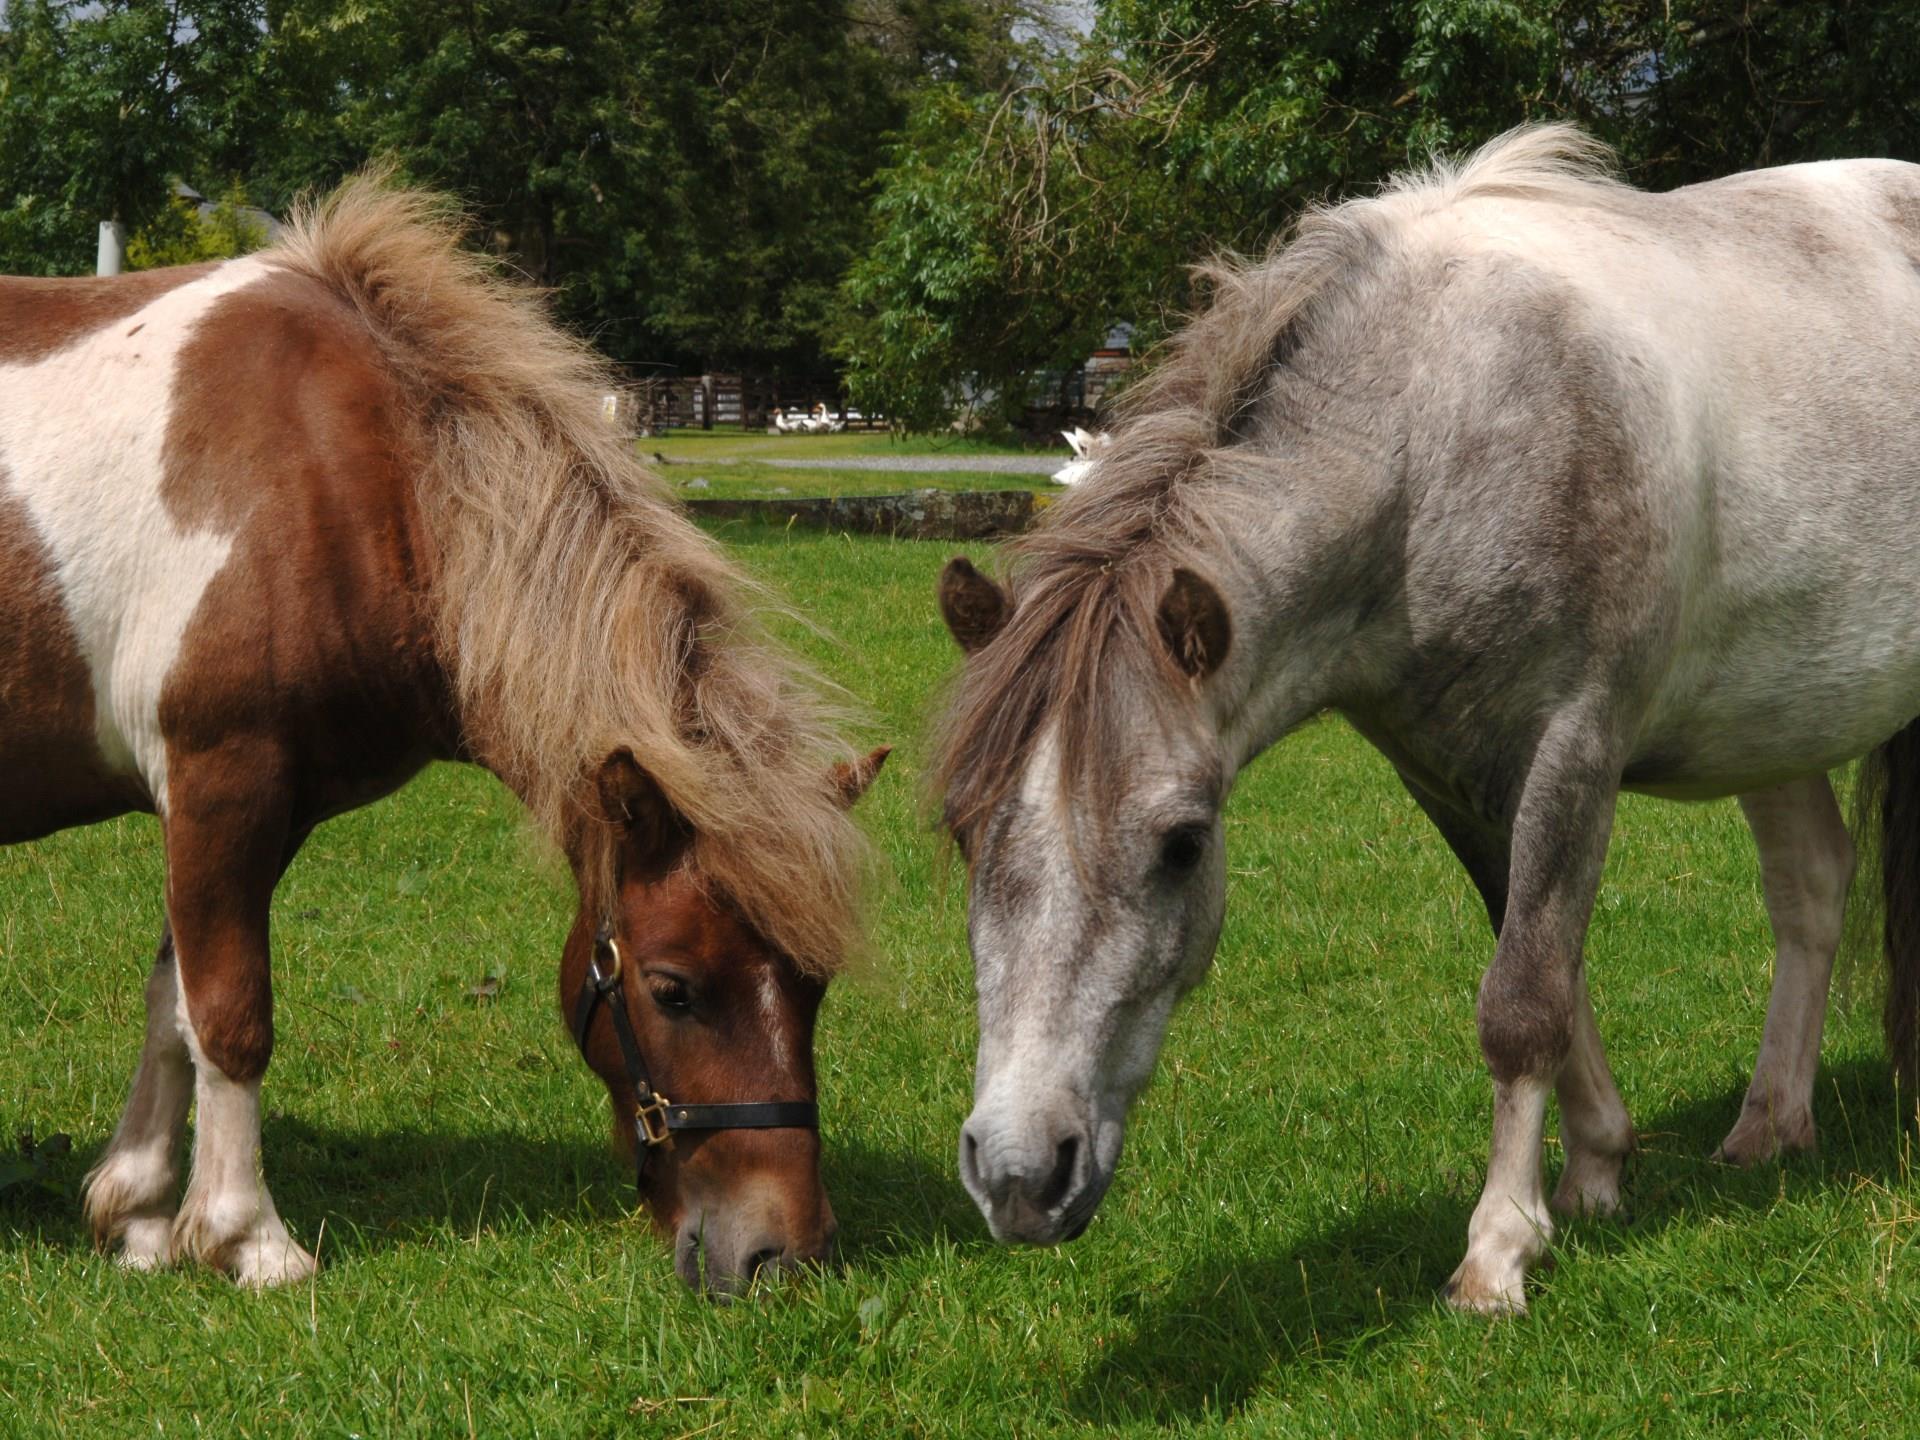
[685,487,1048,540]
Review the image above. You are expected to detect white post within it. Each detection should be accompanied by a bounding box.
[96,220,126,276]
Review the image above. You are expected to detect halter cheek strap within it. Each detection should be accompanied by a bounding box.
[568,924,818,1183]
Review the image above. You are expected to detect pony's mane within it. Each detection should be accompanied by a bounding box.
[271,177,866,976]
[935,124,1624,843]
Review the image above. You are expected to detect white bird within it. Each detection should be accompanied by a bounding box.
[1052,427,1110,486]
[773,407,805,433]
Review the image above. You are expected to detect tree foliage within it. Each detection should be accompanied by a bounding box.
[4,2,1918,413]
[0,0,1031,384]
[125,183,270,268]
[840,0,1920,426]
[0,0,263,274]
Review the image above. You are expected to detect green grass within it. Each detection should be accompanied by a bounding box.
[653,461,1050,502]
[6,523,1920,1436]
[646,430,1051,462]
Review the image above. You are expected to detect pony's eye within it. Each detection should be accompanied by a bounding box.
[647,975,694,1012]
[1159,825,1208,875]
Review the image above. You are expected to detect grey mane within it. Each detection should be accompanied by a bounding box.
[934,124,1627,844]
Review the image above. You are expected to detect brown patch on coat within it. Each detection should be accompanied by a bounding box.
[155,266,455,1080]
[0,265,215,364]
[0,485,146,841]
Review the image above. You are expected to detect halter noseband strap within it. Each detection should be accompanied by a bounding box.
[568,923,819,1183]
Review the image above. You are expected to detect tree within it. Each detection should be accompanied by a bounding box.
[839,0,1920,428]
[0,0,264,275]
[255,0,1033,380]
[125,182,270,267]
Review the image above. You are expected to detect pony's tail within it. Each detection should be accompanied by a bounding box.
[1864,717,1920,1094]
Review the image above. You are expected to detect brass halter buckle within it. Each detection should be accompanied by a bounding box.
[589,935,622,989]
[591,937,675,1146]
[635,1094,674,1147]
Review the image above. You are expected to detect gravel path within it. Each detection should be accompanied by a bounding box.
[655,452,1064,475]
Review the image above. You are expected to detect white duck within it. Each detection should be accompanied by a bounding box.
[1051,426,1110,486]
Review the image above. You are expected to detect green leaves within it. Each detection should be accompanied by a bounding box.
[838,0,1920,429]
[0,0,265,274]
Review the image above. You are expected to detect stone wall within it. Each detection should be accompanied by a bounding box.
[686,488,1043,540]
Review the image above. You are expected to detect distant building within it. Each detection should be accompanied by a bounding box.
[1024,321,1135,427]
[1082,322,1135,414]
[173,181,284,244]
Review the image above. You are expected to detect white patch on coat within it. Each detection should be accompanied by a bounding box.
[171,971,316,1285]
[82,944,193,1267]
[758,967,792,1073]
[0,258,278,812]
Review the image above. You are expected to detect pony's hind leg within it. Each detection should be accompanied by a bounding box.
[1716,775,1852,1166]
[1551,975,1633,1217]
[164,773,315,1286]
[83,926,193,1268]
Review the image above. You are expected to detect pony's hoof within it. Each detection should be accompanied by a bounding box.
[1443,1260,1529,1316]
[115,1215,178,1271]
[228,1231,318,1288]
[1550,1154,1625,1220]
[1713,1108,1814,1168]
[172,1195,317,1287]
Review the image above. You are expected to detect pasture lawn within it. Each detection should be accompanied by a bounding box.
[4,521,1920,1437]
[646,430,1050,463]
[655,461,1048,502]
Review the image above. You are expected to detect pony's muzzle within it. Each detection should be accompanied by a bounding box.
[673,1208,837,1300]
[959,1105,1098,1245]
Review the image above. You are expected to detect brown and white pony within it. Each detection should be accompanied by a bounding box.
[0,181,884,1294]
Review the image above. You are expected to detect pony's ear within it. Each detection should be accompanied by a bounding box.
[595,750,691,867]
[1157,567,1232,679]
[939,557,1009,654]
[831,744,891,807]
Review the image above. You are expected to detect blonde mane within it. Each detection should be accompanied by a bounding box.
[271,178,866,975]
[936,124,1625,841]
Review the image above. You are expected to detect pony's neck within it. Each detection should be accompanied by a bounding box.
[1207,424,1405,771]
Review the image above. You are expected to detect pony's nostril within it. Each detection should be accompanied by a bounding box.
[960,1127,984,1192]
[673,1226,705,1292]
[744,1244,786,1281]
[1034,1133,1081,1211]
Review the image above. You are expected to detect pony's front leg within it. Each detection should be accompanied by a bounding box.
[1716,775,1852,1165]
[1446,730,1619,1315]
[83,927,193,1269]
[164,770,315,1287]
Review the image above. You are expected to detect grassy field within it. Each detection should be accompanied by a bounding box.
[645,430,1051,463]
[653,461,1049,502]
[5,518,1920,1436]
[643,430,1062,502]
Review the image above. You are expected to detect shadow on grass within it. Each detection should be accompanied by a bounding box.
[827,1138,983,1265]
[1072,1055,1911,1427]
[1,1118,969,1270]
[1073,1189,1469,1426]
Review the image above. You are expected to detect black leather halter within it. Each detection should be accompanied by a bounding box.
[568,923,818,1182]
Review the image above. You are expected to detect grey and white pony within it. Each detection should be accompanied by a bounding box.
[932,126,1920,1314]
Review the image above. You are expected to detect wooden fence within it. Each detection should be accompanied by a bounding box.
[599,373,888,436]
